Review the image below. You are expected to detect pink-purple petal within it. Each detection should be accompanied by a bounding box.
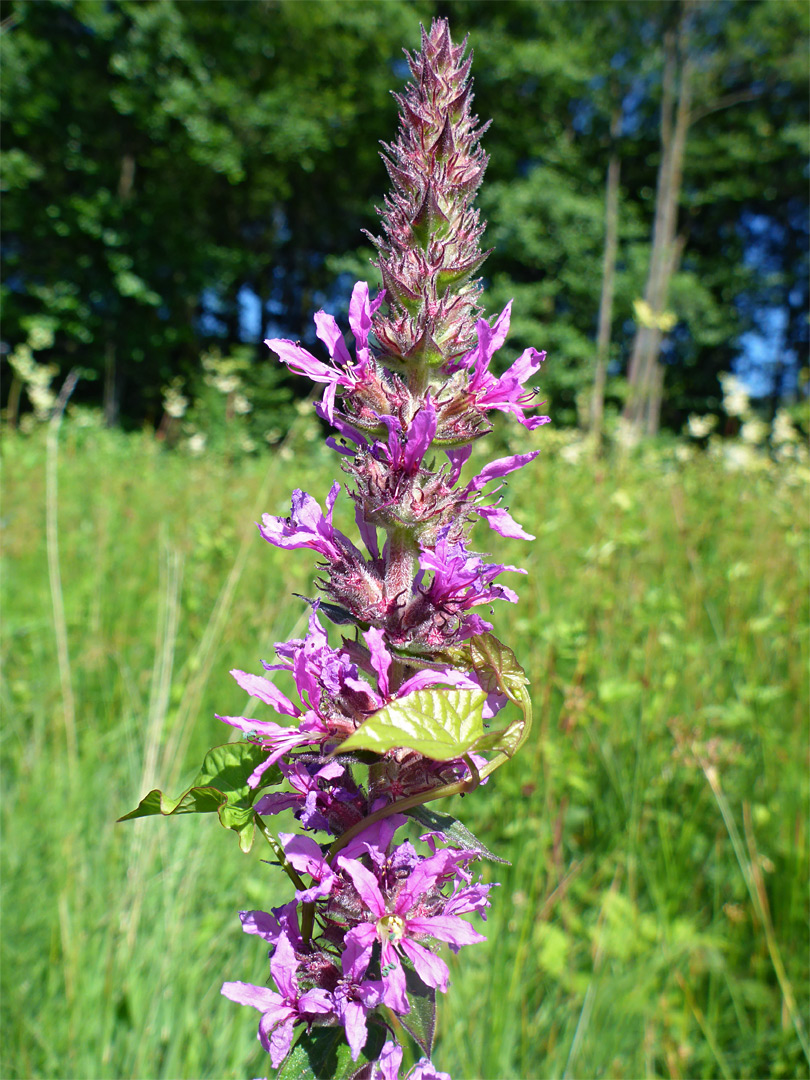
[238,909,283,943]
[314,310,352,367]
[375,1040,404,1080]
[221,980,281,1013]
[406,913,487,947]
[398,937,449,993]
[338,856,387,917]
[340,814,408,862]
[467,449,541,492]
[403,398,437,472]
[445,443,472,484]
[364,625,392,697]
[229,669,299,716]
[343,921,378,982]
[265,339,336,385]
[264,1013,296,1067]
[348,281,373,356]
[380,940,409,1013]
[297,987,333,1015]
[397,667,482,696]
[474,504,536,541]
[269,934,299,1000]
[341,998,370,1060]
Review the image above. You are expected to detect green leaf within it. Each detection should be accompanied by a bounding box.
[117,785,225,819]
[469,633,529,704]
[400,963,436,1058]
[276,1022,387,1080]
[216,803,258,854]
[472,717,526,757]
[338,688,487,761]
[117,742,280,853]
[190,741,280,803]
[406,805,510,865]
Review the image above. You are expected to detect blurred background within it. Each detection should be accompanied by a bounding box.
[1,1,808,1078]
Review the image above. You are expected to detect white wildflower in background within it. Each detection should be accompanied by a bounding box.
[740,417,769,446]
[687,414,717,439]
[560,440,585,464]
[719,373,751,419]
[675,443,694,463]
[162,377,189,419]
[721,442,762,473]
[8,343,59,420]
[67,405,103,429]
[232,393,252,415]
[615,417,641,450]
[27,382,57,419]
[211,373,240,394]
[772,409,798,446]
[187,432,207,455]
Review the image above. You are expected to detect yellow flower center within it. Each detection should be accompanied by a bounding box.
[379,914,406,943]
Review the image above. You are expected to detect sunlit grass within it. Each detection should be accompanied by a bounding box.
[2,425,807,1079]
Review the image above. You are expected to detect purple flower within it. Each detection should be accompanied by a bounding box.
[373,1040,404,1080]
[408,1059,452,1080]
[266,281,384,422]
[375,397,437,476]
[213,22,545,1078]
[229,668,301,718]
[340,813,409,865]
[221,935,332,1067]
[371,1041,451,1080]
[338,849,486,1014]
[457,302,550,430]
[419,533,524,610]
[280,832,338,902]
[238,901,303,949]
[332,956,385,1060]
[254,759,357,833]
[466,449,542,493]
[213,710,321,788]
[258,482,359,562]
[219,604,496,783]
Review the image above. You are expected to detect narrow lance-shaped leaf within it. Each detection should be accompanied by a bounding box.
[400,961,437,1057]
[406,804,510,865]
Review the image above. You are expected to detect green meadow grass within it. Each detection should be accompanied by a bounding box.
[2,423,807,1080]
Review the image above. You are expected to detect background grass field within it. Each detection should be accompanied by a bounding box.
[2,420,808,1079]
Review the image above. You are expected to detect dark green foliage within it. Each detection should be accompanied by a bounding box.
[2,0,807,431]
[276,1024,387,1080]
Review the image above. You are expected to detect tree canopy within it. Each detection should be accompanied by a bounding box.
[2,0,807,433]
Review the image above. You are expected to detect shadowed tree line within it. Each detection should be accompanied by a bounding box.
[2,0,807,435]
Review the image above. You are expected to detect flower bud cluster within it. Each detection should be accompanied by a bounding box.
[219,19,548,1076]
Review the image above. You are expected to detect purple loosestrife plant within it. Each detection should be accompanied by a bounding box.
[121,20,548,1079]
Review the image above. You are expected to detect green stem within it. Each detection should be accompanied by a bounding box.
[255,817,307,892]
[255,817,316,943]
[408,361,431,399]
[462,753,481,789]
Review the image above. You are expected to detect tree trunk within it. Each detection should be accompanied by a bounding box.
[103,340,120,428]
[624,4,693,436]
[591,103,622,449]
